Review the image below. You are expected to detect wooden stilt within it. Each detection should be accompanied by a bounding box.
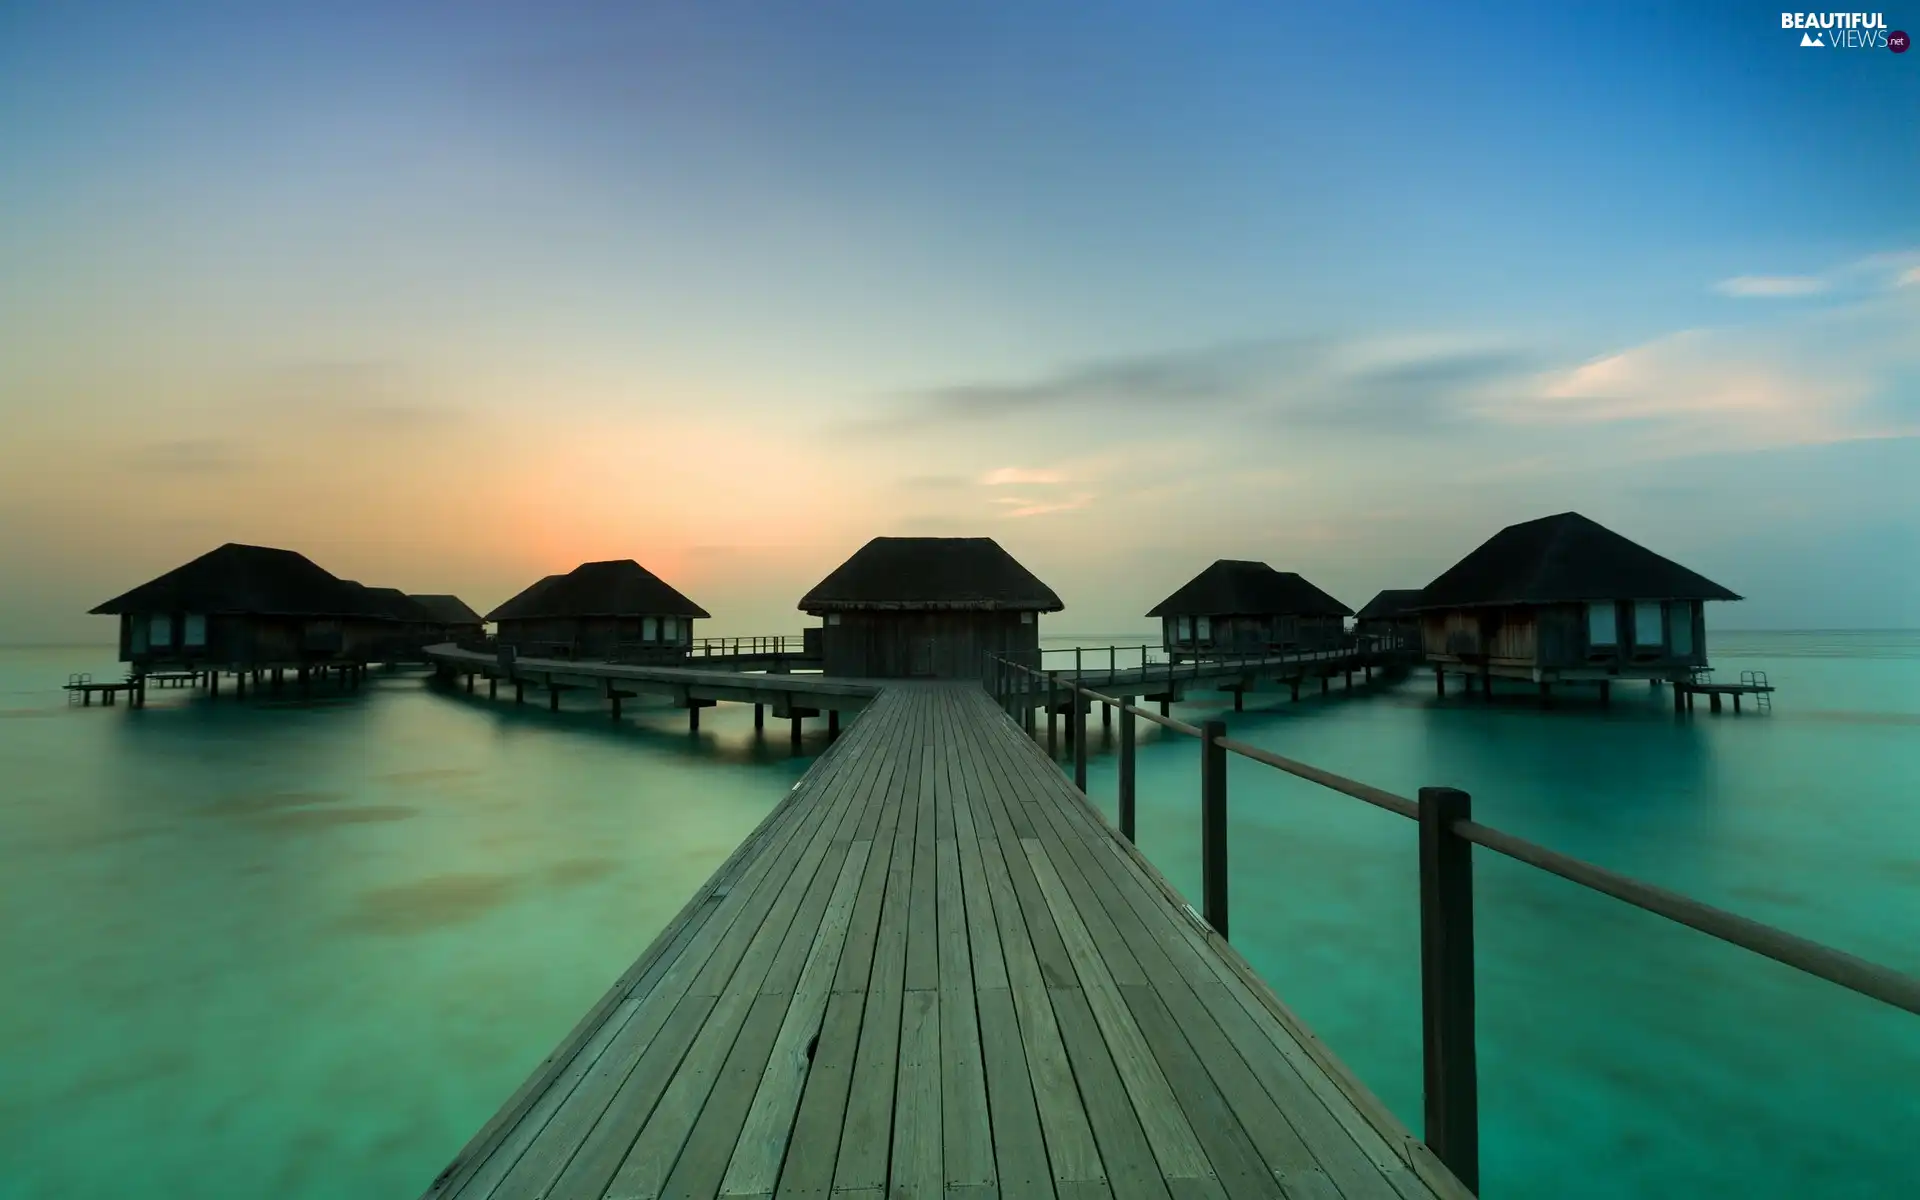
[754,703,764,730]
[828,709,839,739]
[549,687,560,712]
[689,705,700,732]
[514,681,524,704]
[1599,680,1610,707]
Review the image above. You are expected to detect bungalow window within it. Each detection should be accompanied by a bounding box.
[1669,601,1695,656]
[1586,601,1617,647]
[149,614,174,647]
[642,617,659,642]
[129,615,149,654]
[1633,601,1663,648]
[183,614,207,648]
[662,616,679,642]
[826,613,842,626]
[1019,611,1034,624]
[1176,617,1192,642]
[1196,616,1212,642]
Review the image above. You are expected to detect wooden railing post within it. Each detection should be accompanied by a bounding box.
[1046,671,1060,758]
[1118,697,1136,842]
[1418,785,1479,1194]
[1200,718,1229,938]
[1073,685,1088,791]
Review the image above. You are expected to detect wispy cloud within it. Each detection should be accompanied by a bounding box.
[980,466,1069,486]
[997,491,1096,518]
[1713,275,1827,298]
[1900,266,1920,288]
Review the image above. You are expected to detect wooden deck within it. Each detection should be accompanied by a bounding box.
[422,684,1471,1200]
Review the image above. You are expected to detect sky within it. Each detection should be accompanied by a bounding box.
[3,0,1918,640]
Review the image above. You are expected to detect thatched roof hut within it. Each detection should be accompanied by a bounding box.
[799,537,1064,613]
[1145,560,1350,655]
[799,537,1062,678]
[1415,512,1741,610]
[487,560,709,658]
[90,543,372,619]
[1414,512,1741,684]
[409,594,485,628]
[1355,589,1426,622]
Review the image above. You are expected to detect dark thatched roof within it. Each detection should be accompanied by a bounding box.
[89,543,377,618]
[1414,512,1742,610]
[1355,589,1426,621]
[486,561,710,622]
[1145,560,1351,619]
[409,594,484,626]
[349,585,437,624]
[799,537,1064,613]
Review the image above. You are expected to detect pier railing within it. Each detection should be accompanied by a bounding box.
[451,635,814,661]
[1002,636,1407,683]
[986,654,1920,1195]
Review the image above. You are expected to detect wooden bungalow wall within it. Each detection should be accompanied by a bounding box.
[1161,613,1347,655]
[1421,600,1709,672]
[820,611,1039,679]
[495,616,697,658]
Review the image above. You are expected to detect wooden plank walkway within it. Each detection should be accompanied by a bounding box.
[422,684,1473,1200]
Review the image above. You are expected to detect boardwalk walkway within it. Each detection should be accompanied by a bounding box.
[422,684,1471,1200]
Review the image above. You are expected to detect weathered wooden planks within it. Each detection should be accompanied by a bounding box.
[427,683,1462,1200]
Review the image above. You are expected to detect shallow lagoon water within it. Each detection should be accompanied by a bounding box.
[1059,630,1920,1200]
[0,648,815,1199]
[3,633,1918,1198]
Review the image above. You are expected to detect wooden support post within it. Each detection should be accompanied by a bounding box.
[1345,670,1353,688]
[1418,786,1479,1194]
[488,678,497,699]
[1599,680,1610,707]
[549,687,560,712]
[1159,697,1170,717]
[1733,694,1741,714]
[1480,672,1491,699]
[1436,669,1446,697]
[1320,674,1329,695]
[610,693,622,720]
[1710,692,1722,713]
[1233,688,1244,712]
[689,704,700,732]
[791,714,803,746]
[1290,679,1300,702]
[210,672,220,699]
[754,703,765,730]
[1674,685,1684,713]
[1072,691,1088,792]
[235,671,246,699]
[1046,673,1059,758]
[1118,697,1136,843]
[514,681,524,704]
[465,673,474,694]
[1101,701,1111,731]
[272,667,283,689]
[828,709,840,739]
[1200,718,1229,939]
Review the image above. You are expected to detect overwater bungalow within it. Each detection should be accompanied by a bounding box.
[89,542,378,670]
[1413,511,1741,691]
[486,560,710,661]
[341,584,439,663]
[1146,560,1351,661]
[799,536,1063,678]
[409,594,485,643]
[1355,589,1426,651]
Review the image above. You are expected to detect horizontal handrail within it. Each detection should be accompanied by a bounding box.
[981,647,1920,1191]
[1453,819,1920,1016]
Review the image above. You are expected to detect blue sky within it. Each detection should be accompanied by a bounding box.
[2,1,1917,636]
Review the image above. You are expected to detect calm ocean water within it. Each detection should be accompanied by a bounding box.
[2,631,1916,1198]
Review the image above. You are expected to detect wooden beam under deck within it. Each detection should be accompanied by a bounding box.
[420,683,1473,1200]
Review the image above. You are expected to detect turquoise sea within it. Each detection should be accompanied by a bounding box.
[2,631,1917,1198]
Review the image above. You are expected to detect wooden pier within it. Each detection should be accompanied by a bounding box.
[422,684,1471,1200]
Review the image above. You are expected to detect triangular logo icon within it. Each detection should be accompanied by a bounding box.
[1800,31,1823,46]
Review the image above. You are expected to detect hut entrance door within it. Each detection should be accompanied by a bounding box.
[910,638,935,677]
